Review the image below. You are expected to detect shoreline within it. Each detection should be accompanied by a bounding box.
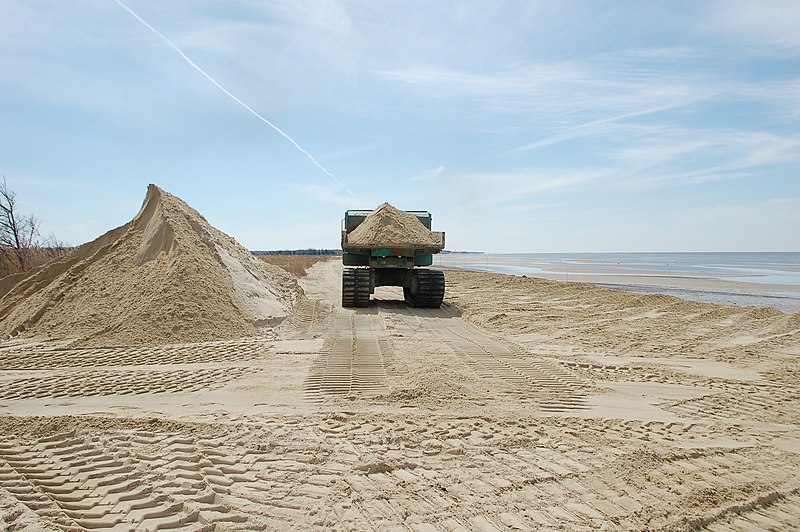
[436,254,800,313]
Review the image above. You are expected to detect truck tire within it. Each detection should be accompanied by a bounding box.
[342,268,371,308]
[404,269,445,308]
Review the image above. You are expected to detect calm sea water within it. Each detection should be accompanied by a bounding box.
[436,252,800,313]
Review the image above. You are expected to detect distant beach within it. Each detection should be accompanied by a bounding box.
[436,252,800,313]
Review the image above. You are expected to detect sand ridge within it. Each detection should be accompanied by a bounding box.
[0,184,299,346]
[346,202,441,248]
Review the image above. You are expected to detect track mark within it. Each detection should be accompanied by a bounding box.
[0,338,272,369]
[287,297,331,338]
[663,384,799,423]
[0,430,298,530]
[0,367,253,399]
[303,274,587,408]
[702,488,800,531]
[394,308,588,410]
[305,313,388,400]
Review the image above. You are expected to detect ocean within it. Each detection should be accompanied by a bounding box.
[435,252,800,313]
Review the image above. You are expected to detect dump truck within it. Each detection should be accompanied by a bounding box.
[341,208,445,308]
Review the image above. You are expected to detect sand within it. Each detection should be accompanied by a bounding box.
[347,202,441,248]
[1,221,799,528]
[0,185,298,346]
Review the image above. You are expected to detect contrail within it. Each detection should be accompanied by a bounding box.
[113,0,352,194]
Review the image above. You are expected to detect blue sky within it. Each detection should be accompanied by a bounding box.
[1,0,798,252]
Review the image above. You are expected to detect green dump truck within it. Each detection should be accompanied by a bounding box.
[341,209,445,308]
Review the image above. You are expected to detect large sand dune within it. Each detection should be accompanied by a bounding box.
[0,185,298,346]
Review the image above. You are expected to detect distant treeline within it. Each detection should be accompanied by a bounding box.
[253,249,341,256]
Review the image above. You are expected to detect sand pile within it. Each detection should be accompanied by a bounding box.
[0,185,298,346]
[347,202,441,247]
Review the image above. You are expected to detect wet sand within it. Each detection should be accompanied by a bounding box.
[436,253,800,313]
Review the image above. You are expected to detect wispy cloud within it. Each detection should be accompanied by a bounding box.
[613,129,800,188]
[447,169,612,212]
[707,0,800,55]
[411,165,445,181]
[378,41,797,162]
[377,56,724,143]
[294,184,369,208]
[377,64,587,96]
[511,101,710,152]
[443,125,800,209]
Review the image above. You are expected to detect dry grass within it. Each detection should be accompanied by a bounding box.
[0,247,71,279]
[256,254,338,278]
[1,250,336,281]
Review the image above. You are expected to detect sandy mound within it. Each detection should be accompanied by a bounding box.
[347,202,441,247]
[0,185,298,346]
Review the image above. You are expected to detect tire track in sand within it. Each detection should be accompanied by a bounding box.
[2,413,797,530]
[0,430,249,530]
[304,311,388,399]
[0,422,349,531]
[703,489,800,531]
[0,338,272,369]
[308,413,800,530]
[0,367,253,399]
[389,305,588,411]
[285,296,331,339]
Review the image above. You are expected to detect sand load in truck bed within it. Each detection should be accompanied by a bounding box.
[0,184,299,347]
[346,202,441,248]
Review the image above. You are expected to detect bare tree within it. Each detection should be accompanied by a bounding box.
[0,176,41,271]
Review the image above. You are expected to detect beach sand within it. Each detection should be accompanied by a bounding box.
[1,258,798,530]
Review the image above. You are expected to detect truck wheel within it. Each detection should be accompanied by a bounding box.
[404,269,445,308]
[342,268,371,308]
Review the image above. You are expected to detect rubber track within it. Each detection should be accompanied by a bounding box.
[405,269,445,308]
[342,268,370,308]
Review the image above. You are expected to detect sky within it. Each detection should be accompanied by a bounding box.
[1,0,799,252]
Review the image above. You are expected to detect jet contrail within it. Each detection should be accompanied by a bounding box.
[113,0,351,194]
